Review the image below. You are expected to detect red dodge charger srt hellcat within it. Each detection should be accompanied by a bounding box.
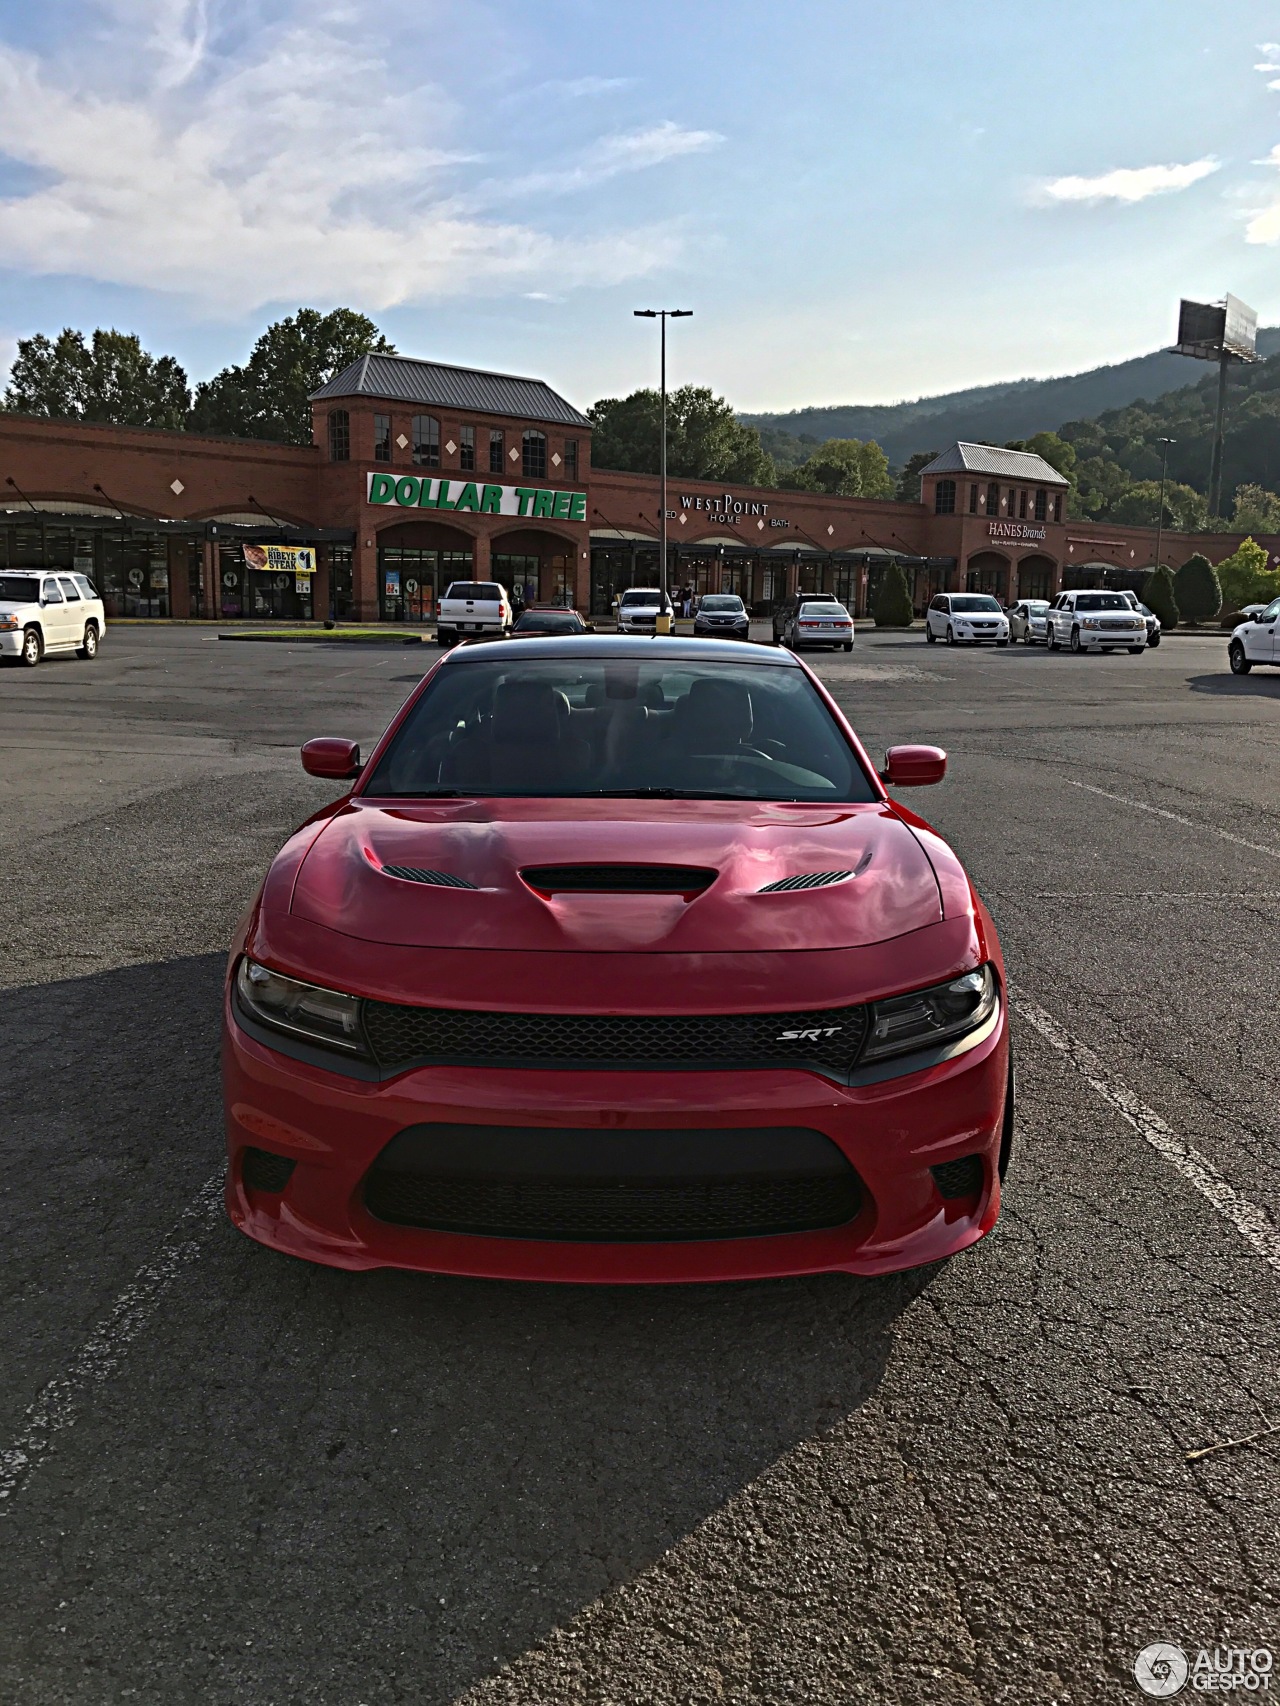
[222,636,1011,1283]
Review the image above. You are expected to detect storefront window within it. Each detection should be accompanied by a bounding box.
[373,414,391,462]
[522,429,547,479]
[379,546,471,622]
[412,415,440,467]
[102,535,171,617]
[328,410,350,462]
[330,547,354,620]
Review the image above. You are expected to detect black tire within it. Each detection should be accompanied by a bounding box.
[945,625,955,646]
[1229,640,1252,675]
[77,622,98,660]
[1069,626,1083,654]
[1046,627,1059,652]
[925,624,936,643]
[1148,631,1160,648]
[1022,630,1033,645]
[843,641,853,652]
[996,638,1008,648]
[1127,646,1144,655]
[20,626,41,667]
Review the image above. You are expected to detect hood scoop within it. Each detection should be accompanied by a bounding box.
[522,864,716,896]
[382,865,478,890]
[758,870,854,893]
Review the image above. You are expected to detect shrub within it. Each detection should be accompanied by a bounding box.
[1173,554,1221,624]
[1214,537,1273,611]
[872,562,915,626]
[1141,565,1179,629]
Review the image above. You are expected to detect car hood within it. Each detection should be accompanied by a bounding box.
[288,797,949,953]
[0,600,37,616]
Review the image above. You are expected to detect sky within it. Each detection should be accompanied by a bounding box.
[1,0,1280,413]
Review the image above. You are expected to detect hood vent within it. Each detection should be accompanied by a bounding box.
[758,870,854,893]
[523,864,716,896]
[382,865,477,889]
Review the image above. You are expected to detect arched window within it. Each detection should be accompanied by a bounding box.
[327,409,349,462]
[986,481,1000,514]
[412,415,440,468]
[934,479,956,515]
[522,428,547,480]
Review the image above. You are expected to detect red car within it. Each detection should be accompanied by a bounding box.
[223,636,1011,1283]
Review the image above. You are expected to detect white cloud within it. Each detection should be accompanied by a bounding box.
[0,1,702,312]
[556,76,634,98]
[1037,158,1221,205]
[497,120,723,199]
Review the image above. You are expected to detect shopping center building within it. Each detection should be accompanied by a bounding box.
[0,351,1275,622]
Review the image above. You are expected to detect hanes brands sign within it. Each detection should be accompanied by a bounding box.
[988,520,1047,543]
[367,471,586,522]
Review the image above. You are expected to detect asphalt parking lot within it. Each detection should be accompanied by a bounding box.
[2,625,1278,1705]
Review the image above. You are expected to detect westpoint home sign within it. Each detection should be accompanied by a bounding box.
[367,472,587,522]
[681,491,791,529]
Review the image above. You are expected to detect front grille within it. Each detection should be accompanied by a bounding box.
[363,1123,861,1242]
[242,1148,297,1193]
[522,864,715,894]
[931,1154,984,1200]
[361,999,869,1076]
[382,866,477,889]
[758,870,853,893]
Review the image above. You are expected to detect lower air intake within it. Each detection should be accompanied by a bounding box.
[931,1154,984,1200]
[363,1123,862,1242]
[242,1148,297,1193]
[522,864,716,894]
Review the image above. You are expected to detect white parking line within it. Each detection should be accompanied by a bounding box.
[0,1171,223,1514]
[1013,993,1280,1279]
[1065,778,1280,861]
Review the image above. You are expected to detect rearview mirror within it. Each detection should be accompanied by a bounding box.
[301,737,362,780]
[882,744,947,787]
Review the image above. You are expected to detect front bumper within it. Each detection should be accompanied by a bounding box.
[222,995,1009,1283]
[0,629,25,656]
[694,624,750,640]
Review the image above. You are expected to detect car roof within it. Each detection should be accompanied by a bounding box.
[444,634,799,666]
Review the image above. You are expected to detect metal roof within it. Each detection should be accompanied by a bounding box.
[310,353,592,428]
[920,442,1069,486]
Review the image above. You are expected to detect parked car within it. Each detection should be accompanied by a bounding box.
[436,580,512,647]
[1228,597,1280,673]
[693,593,750,641]
[771,590,839,644]
[1119,590,1161,647]
[224,634,1012,1283]
[781,599,854,652]
[0,570,105,667]
[925,594,1010,646]
[1007,599,1050,645]
[616,587,675,633]
[1044,591,1147,654]
[510,608,592,638]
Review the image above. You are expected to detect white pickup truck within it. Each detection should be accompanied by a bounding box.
[436,581,512,647]
[0,570,105,667]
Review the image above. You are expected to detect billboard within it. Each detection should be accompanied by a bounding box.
[1223,293,1258,361]
[1174,296,1259,362]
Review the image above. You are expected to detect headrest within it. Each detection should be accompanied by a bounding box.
[492,680,562,745]
[682,677,753,742]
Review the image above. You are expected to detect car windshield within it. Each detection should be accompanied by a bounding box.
[700,596,743,611]
[950,596,1001,613]
[0,575,41,603]
[1075,594,1127,611]
[365,656,878,802]
[446,583,501,601]
[620,590,662,606]
[515,613,580,632]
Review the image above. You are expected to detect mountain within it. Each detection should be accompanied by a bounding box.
[742,328,1280,471]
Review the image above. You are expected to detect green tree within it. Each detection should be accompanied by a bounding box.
[1006,431,1078,490]
[1173,553,1221,623]
[894,450,938,503]
[781,437,893,498]
[189,308,395,445]
[1108,478,1206,530]
[872,561,915,627]
[1141,564,1179,629]
[3,327,190,428]
[1214,537,1274,611]
[588,386,775,485]
[1229,483,1280,534]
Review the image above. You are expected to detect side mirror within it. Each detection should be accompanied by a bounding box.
[301,737,362,780]
[882,744,947,788]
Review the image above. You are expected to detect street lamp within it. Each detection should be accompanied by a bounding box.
[634,308,692,632]
[1153,436,1175,592]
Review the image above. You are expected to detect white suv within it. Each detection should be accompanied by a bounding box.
[925,593,1009,646]
[1045,590,1147,654]
[0,571,106,667]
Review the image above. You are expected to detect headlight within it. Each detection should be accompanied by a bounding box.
[1081,618,1100,629]
[0,615,18,631]
[861,965,998,1064]
[235,957,367,1054]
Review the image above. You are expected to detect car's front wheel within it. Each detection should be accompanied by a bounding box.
[1023,630,1035,645]
[77,622,98,660]
[1069,626,1083,654]
[1229,639,1252,675]
[1148,631,1161,648]
[1127,646,1144,655]
[20,626,41,667]
[945,625,955,645]
[1046,626,1059,652]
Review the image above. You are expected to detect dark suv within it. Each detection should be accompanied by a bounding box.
[771,591,834,645]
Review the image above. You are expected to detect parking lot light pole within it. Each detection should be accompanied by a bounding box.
[634,308,692,633]
[1153,436,1175,595]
